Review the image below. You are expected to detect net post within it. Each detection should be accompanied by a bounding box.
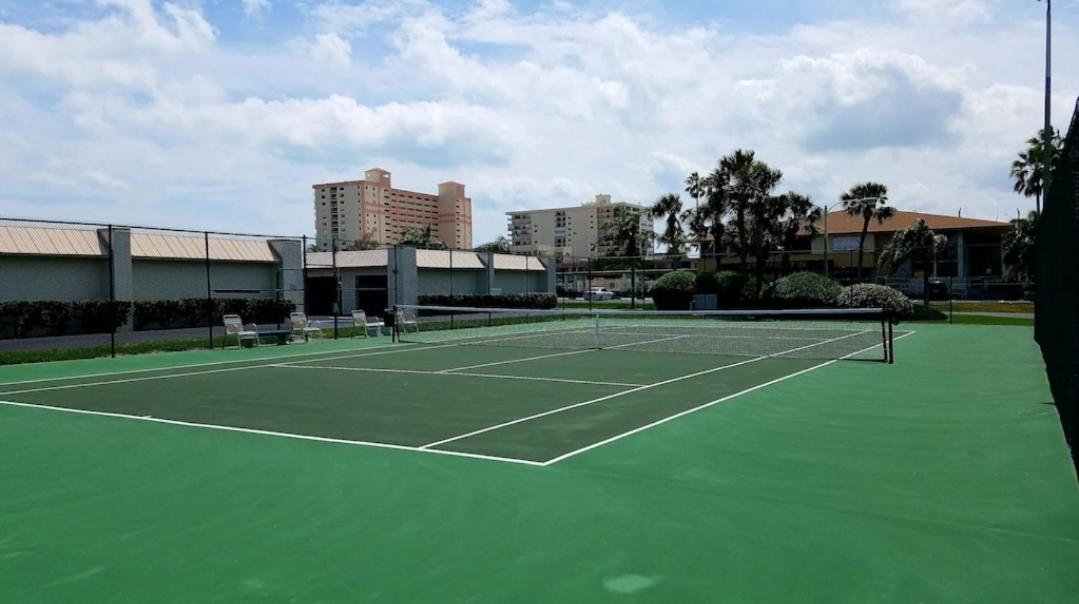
[204,231,214,349]
[593,310,600,350]
[888,316,895,364]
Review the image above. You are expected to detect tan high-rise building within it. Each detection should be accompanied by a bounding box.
[313,168,472,249]
[507,194,653,258]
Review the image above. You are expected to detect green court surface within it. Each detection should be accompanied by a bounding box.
[1,324,1077,602]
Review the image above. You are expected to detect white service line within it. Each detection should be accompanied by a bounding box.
[269,364,644,388]
[0,341,408,388]
[0,343,449,396]
[539,330,919,465]
[435,334,688,374]
[0,398,545,466]
[418,329,875,450]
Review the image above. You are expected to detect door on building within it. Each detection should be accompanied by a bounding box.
[355,275,389,320]
[307,276,337,316]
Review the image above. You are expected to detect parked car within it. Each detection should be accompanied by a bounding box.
[927,278,950,301]
[585,287,615,301]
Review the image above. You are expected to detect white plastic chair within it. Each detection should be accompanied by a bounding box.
[223,314,259,348]
[352,310,385,338]
[290,312,323,342]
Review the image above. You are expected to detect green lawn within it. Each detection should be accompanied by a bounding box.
[1,324,1076,602]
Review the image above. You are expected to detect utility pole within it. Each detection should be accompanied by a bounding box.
[1040,0,1052,214]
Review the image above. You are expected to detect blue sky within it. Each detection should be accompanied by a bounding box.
[1,0,1077,242]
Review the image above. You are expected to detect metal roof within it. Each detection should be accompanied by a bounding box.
[0,226,278,262]
[416,250,485,269]
[813,211,1009,236]
[493,255,547,271]
[305,249,388,269]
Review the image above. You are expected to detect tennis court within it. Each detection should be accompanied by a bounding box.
[3,315,1077,603]
[0,308,900,466]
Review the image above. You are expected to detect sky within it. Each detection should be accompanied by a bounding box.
[1,0,1077,244]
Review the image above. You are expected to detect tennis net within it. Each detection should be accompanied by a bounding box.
[393,305,895,363]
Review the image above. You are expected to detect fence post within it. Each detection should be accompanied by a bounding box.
[302,234,309,316]
[587,257,593,312]
[204,231,214,349]
[331,236,339,340]
[108,225,116,358]
[631,265,637,310]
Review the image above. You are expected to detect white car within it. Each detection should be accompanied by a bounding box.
[585,287,615,301]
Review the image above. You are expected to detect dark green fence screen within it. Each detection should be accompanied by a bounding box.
[1035,96,1079,474]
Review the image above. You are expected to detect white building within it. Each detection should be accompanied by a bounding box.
[507,194,653,259]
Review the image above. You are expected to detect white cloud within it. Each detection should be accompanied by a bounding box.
[892,0,994,26]
[242,0,271,19]
[305,32,352,65]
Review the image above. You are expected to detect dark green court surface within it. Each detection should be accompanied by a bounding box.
[1,325,1077,602]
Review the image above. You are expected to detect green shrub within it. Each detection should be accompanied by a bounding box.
[836,283,915,318]
[650,271,696,310]
[695,272,719,295]
[712,271,748,307]
[773,272,841,307]
[417,293,557,309]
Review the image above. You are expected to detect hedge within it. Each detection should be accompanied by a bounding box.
[417,293,557,309]
[133,298,296,330]
[650,271,696,310]
[0,298,295,338]
[773,272,841,307]
[0,300,132,338]
[836,283,915,318]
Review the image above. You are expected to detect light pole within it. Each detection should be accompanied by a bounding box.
[1040,0,1052,214]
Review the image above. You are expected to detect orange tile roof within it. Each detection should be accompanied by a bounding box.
[817,210,1008,235]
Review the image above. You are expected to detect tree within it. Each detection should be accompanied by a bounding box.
[1010,128,1063,213]
[398,225,448,250]
[341,233,381,251]
[650,193,685,256]
[473,237,510,254]
[877,219,947,306]
[603,205,653,258]
[840,182,895,280]
[685,171,706,211]
[1003,211,1038,282]
[683,168,728,262]
[775,192,821,274]
[718,149,783,272]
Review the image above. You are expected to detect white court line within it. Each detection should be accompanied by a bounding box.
[0,341,408,388]
[437,334,689,374]
[0,398,544,467]
[269,364,645,388]
[0,343,454,396]
[540,330,918,465]
[418,329,873,450]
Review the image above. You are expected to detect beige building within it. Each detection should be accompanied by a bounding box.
[314,168,472,249]
[507,194,653,258]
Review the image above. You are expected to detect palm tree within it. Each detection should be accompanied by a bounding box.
[603,205,652,258]
[720,149,783,273]
[1010,127,1062,213]
[685,171,706,211]
[473,237,510,254]
[399,225,448,250]
[840,182,895,280]
[650,193,685,256]
[878,219,947,307]
[1003,211,1038,282]
[775,192,821,274]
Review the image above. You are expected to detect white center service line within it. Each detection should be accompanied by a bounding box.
[269,364,644,388]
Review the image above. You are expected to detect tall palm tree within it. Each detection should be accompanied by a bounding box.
[720,149,782,272]
[603,205,652,258]
[1011,127,1063,213]
[685,171,706,211]
[775,192,821,274]
[877,219,947,306]
[1003,211,1038,282]
[840,182,895,280]
[650,193,685,256]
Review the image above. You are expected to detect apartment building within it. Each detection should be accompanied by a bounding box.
[507,194,653,258]
[313,168,473,249]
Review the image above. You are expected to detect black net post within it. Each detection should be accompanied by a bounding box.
[204,231,214,349]
[107,225,116,358]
